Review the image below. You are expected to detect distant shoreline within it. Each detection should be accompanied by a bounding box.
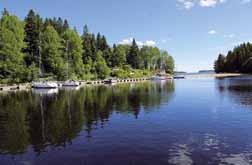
[185,73,244,78]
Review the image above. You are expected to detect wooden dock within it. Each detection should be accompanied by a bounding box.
[85,78,149,85]
[0,78,150,92]
[0,83,31,92]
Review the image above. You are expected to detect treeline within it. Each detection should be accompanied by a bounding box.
[214,42,252,73]
[0,9,174,83]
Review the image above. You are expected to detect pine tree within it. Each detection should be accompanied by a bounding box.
[101,35,109,51]
[2,8,9,16]
[96,32,102,50]
[111,44,126,68]
[214,54,226,73]
[81,25,93,64]
[24,9,42,66]
[127,39,140,69]
[63,19,69,32]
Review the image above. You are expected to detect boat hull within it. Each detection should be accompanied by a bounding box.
[151,76,173,80]
[32,82,58,89]
[62,81,80,87]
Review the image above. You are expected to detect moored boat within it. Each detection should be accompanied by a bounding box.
[62,80,80,87]
[104,78,117,84]
[173,75,185,79]
[151,73,173,81]
[32,81,58,89]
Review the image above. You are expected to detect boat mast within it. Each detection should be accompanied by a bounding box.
[38,31,42,78]
[66,40,69,80]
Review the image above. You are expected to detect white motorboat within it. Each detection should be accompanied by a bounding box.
[151,74,173,81]
[32,81,58,89]
[62,80,80,87]
[151,76,168,80]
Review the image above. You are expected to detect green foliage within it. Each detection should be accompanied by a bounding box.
[0,9,175,83]
[111,44,126,67]
[127,39,140,69]
[214,42,252,73]
[41,26,65,78]
[23,9,43,67]
[139,46,160,70]
[160,51,174,74]
[0,14,26,83]
[62,29,84,79]
[214,54,226,73]
[94,51,110,79]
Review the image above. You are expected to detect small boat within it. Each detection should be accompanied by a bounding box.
[62,80,80,87]
[32,81,58,89]
[104,78,117,84]
[151,73,173,81]
[173,75,185,79]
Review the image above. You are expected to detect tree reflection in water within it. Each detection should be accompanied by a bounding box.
[0,81,174,155]
[215,76,252,107]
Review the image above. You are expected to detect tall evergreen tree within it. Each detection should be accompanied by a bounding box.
[2,8,9,16]
[24,9,42,66]
[214,54,226,73]
[63,19,69,32]
[127,39,140,69]
[111,44,126,68]
[81,25,93,64]
[214,42,252,73]
[96,32,102,50]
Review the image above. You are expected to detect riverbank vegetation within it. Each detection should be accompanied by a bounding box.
[214,42,252,73]
[0,9,174,83]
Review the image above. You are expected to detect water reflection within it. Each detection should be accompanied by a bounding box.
[0,81,174,155]
[216,76,252,107]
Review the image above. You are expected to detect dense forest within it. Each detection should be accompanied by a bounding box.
[0,9,174,83]
[214,42,252,73]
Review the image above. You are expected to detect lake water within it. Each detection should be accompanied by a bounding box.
[1,77,252,165]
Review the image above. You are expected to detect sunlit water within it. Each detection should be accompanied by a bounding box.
[1,77,252,165]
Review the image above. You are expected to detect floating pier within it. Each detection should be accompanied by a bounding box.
[0,83,31,92]
[0,78,150,92]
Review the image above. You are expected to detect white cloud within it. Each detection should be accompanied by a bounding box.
[177,0,227,9]
[177,0,195,9]
[200,0,218,7]
[145,40,156,46]
[118,38,156,47]
[208,30,217,35]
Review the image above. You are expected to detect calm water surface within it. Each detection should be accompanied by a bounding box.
[1,77,252,165]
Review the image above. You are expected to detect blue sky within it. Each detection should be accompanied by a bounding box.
[1,0,252,72]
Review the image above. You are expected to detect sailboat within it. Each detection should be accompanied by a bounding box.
[32,34,58,89]
[32,81,58,89]
[151,55,173,81]
[151,72,173,80]
[62,41,80,87]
